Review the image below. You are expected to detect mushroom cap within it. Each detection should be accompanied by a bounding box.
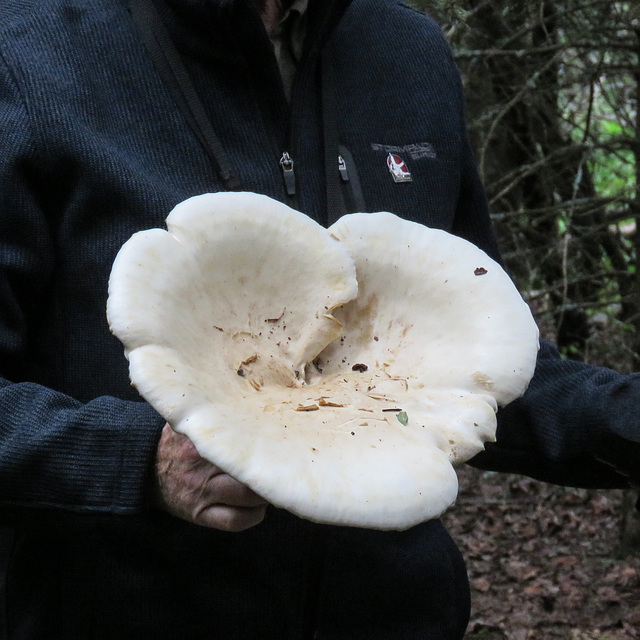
[107,192,539,530]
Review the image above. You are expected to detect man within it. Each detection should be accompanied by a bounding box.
[0,0,638,638]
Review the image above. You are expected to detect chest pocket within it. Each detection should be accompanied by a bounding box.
[332,141,459,232]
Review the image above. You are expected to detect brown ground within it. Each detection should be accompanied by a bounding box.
[442,466,640,639]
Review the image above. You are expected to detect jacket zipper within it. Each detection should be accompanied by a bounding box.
[336,145,366,217]
[279,151,296,196]
[338,154,349,183]
[278,149,365,219]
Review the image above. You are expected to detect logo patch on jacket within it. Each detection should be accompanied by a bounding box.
[371,142,437,161]
[386,153,412,183]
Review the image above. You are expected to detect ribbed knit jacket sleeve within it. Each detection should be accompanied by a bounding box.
[472,340,640,488]
[0,51,165,516]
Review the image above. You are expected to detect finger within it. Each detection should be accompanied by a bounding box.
[195,503,268,532]
[202,472,269,508]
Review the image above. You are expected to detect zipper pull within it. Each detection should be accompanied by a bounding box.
[338,154,349,182]
[279,152,296,196]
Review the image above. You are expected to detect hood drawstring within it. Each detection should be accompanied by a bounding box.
[129,0,242,191]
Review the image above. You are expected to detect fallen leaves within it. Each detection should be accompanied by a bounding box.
[442,467,640,639]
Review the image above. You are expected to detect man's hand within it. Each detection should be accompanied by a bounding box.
[153,423,268,532]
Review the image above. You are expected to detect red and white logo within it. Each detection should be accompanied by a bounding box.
[386,153,412,183]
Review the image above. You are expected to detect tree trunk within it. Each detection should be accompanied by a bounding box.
[618,490,640,557]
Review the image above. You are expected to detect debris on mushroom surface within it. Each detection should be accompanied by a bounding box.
[107,192,539,530]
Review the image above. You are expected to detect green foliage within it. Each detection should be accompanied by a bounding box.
[589,118,636,201]
[430,0,638,368]
[590,147,635,201]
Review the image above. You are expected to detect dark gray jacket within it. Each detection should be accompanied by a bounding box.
[0,0,637,638]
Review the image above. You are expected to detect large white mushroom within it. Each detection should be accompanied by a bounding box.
[107,192,539,530]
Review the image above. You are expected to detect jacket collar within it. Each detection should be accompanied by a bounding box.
[154,0,354,64]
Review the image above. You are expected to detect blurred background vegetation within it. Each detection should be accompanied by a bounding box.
[413,0,639,373]
[410,0,640,558]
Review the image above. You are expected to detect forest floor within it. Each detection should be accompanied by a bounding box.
[442,466,640,639]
